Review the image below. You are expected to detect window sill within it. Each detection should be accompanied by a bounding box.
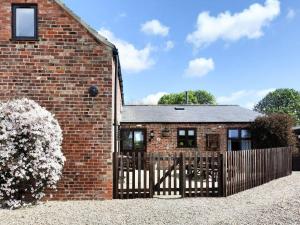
[177,146,198,149]
[10,38,39,42]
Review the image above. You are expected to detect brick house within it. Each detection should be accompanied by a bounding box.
[0,0,262,201]
[120,105,261,154]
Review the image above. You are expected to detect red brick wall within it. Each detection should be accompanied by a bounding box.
[121,123,251,153]
[0,0,115,200]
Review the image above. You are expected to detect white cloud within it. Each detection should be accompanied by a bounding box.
[131,92,168,105]
[186,0,280,48]
[184,58,215,78]
[141,20,170,37]
[98,28,155,73]
[164,41,175,51]
[217,90,249,104]
[287,9,296,20]
[217,88,275,109]
[255,88,276,98]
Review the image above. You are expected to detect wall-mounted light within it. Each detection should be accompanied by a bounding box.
[149,130,155,142]
[89,85,99,97]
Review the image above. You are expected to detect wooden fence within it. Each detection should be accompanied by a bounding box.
[113,147,292,199]
[223,147,293,196]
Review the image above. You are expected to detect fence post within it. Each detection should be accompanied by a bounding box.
[222,152,227,197]
[149,153,154,198]
[179,152,186,198]
[113,152,119,199]
[289,146,293,175]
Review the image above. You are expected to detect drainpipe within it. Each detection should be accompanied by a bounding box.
[113,47,119,153]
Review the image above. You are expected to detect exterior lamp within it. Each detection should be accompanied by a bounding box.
[89,85,99,97]
[149,130,155,141]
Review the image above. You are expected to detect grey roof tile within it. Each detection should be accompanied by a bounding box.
[121,105,262,123]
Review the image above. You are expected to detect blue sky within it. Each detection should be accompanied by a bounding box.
[64,0,300,108]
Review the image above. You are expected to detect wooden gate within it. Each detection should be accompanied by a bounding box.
[113,152,223,199]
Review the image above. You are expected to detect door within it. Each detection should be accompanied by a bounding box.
[206,134,220,151]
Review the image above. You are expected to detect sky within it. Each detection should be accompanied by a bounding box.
[63,0,300,109]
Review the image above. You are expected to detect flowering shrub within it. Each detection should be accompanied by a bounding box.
[0,99,65,209]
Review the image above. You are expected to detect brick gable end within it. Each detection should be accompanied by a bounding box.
[0,0,114,200]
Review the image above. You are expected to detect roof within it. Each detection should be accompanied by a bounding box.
[121,105,262,123]
[53,0,124,103]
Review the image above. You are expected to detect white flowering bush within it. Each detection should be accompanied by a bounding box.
[0,99,65,209]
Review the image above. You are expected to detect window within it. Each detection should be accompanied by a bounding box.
[121,129,146,152]
[12,4,38,40]
[177,128,197,148]
[206,134,220,151]
[228,128,252,151]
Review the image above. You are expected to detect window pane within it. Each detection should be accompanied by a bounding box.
[241,140,252,150]
[188,130,195,136]
[228,140,232,151]
[228,129,239,138]
[179,130,185,136]
[187,138,196,147]
[231,140,241,151]
[16,8,35,37]
[178,136,186,147]
[178,140,185,147]
[241,129,251,139]
[122,131,133,150]
[134,131,144,149]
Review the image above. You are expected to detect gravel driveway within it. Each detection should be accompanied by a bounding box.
[1,172,300,225]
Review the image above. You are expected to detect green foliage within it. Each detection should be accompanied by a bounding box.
[158,90,216,105]
[251,113,297,150]
[254,88,300,123]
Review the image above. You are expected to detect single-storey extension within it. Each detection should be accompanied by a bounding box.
[120,105,261,154]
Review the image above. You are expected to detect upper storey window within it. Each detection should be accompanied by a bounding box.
[12,4,38,40]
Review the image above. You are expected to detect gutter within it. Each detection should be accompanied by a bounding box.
[113,47,123,153]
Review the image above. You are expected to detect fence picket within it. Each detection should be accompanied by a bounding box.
[156,153,160,196]
[173,153,177,195]
[132,152,136,198]
[126,152,130,199]
[168,155,172,195]
[120,154,124,199]
[206,152,209,197]
[144,153,147,198]
[212,152,216,196]
[188,153,192,197]
[138,152,141,198]
[149,154,154,198]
